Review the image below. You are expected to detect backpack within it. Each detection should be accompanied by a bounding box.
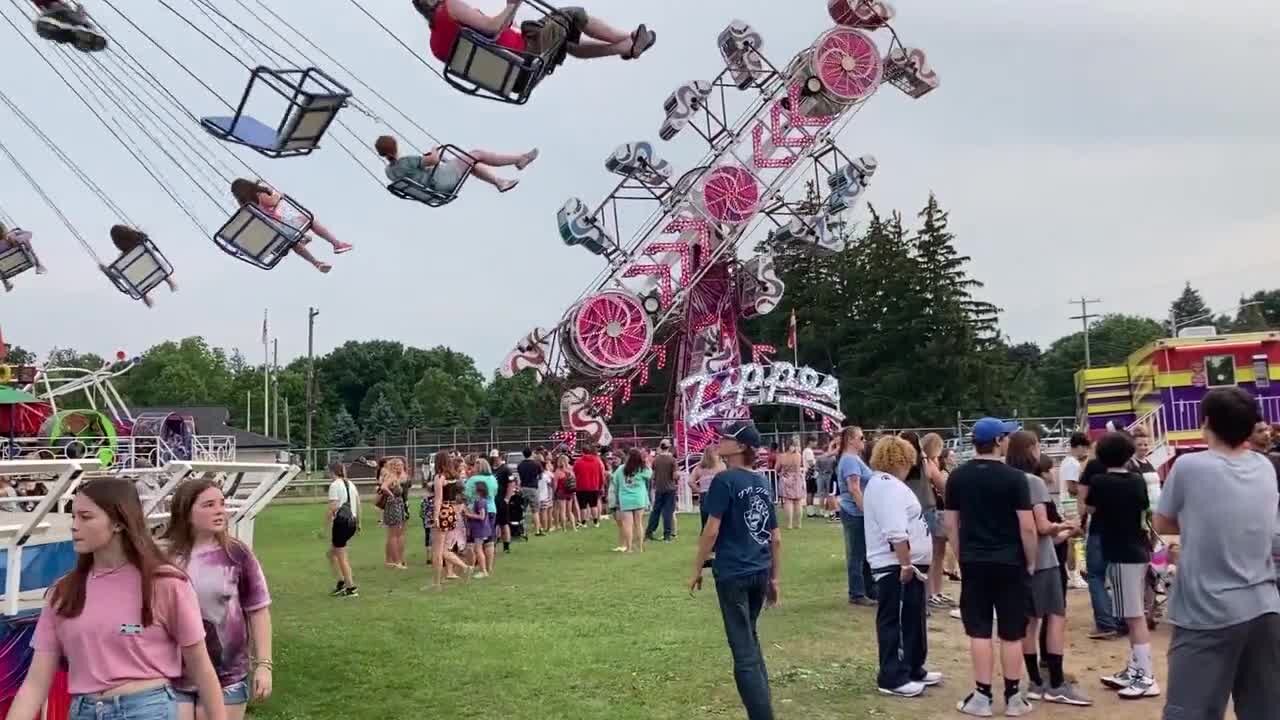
[565,471,577,492]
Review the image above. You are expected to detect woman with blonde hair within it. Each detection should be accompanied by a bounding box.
[864,436,941,698]
[919,432,954,607]
[377,457,409,569]
[776,435,806,529]
[162,478,274,719]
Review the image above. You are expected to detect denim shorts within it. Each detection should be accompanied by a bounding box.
[70,685,177,720]
[174,678,250,706]
[924,508,944,538]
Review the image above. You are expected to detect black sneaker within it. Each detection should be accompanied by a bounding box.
[341,586,359,597]
[329,580,347,597]
[35,2,107,52]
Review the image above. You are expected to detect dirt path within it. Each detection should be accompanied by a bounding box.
[889,589,1178,719]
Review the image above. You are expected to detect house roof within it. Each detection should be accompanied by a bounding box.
[131,406,289,449]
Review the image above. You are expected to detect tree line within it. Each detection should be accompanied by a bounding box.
[7,195,1275,445]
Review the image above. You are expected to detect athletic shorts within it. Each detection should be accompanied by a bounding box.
[520,486,539,507]
[576,490,600,509]
[331,517,357,548]
[521,6,586,66]
[959,562,1030,642]
[1027,567,1066,618]
[1108,562,1147,619]
[805,470,818,496]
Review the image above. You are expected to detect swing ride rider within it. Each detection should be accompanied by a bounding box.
[31,1,107,52]
[107,225,177,308]
[412,0,656,67]
[229,180,352,274]
[0,223,47,277]
[374,137,539,196]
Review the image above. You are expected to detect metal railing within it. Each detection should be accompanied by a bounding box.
[0,434,237,469]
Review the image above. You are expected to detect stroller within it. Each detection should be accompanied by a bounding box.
[1144,523,1174,630]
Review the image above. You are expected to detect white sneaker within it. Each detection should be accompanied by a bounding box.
[917,671,943,686]
[878,681,925,698]
[956,691,994,717]
[949,608,963,620]
[1100,666,1135,690]
[1117,671,1160,699]
[1068,575,1089,591]
[1004,693,1034,717]
[473,571,488,579]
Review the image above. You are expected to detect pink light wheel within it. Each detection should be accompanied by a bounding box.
[568,290,653,373]
[701,165,761,224]
[811,28,882,103]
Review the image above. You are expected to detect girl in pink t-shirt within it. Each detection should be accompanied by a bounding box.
[8,478,226,720]
[162,478,274,719]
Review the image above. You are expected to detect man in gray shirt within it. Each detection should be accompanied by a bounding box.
[1155,387,1280,720]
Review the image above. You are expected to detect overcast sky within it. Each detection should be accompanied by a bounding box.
[2,0,1277,372]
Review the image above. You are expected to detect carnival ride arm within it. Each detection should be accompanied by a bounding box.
[7,652,58,720]
[446,0,521,37]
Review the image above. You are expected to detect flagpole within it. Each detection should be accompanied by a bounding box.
[263,309,270,437]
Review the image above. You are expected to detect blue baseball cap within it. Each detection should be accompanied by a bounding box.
[721,420,763,449]
[972,417,1020,443]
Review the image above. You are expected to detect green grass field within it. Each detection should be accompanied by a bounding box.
[248,502,892,720]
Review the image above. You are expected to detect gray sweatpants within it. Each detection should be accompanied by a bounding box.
[1163,612,1280,720]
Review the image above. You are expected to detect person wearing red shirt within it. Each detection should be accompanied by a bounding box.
[412,0,655,68]
[572,445,606,528]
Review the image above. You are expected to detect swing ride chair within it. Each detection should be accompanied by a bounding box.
[0,240,36,291]
[442,0,571,105]
[200,67,352,159]
[387,145,476,207]
[214,192,314,269]
[102,237,175,301]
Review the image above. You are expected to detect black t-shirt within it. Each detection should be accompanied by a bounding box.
[944,459,1032,567]
[1077,458,1106,533]
[495,463,513,498]
[1085,470,1150,564]
[516,458,543,489]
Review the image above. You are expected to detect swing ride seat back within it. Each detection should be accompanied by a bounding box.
[200,67,351,159]
[0,241,36,287]
[387,145,474,207]
[443,1,571,105]
[103,238,173,301]
[213,195,314,270]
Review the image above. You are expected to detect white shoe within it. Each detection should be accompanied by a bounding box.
[956,691,994,717]
[918,671,943,686]
[1004,693,1034,717]
[949,608,963,620]
[1101,666,1135,690]
[1117,671,1160,699]
[473,571,489,579]
[878,681,925,698]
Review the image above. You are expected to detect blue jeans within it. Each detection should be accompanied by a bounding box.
[841,512,877,601]
[645,490,676,539]
[1085,532,1121,633]
[70,685,177,720]
[715,571,775,720]
[175,677,250,705]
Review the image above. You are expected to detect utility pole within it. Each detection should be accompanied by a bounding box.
[305,307,319,473]
[1069,298,1102,368]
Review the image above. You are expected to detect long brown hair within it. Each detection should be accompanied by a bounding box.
[50,478,182,625]
[374,135,399,164]
[623,448,645,477]
[231,178,270,207]
[161,477,247,568]
[109,225,148,254]
[837,426,862,456]
[433,450,456,482]
[1005,430,1041,474]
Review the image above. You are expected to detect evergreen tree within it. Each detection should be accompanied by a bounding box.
[331,406,360,448]
[362,395,398,444]
[404,398,426,433]
[1169,282,1211,329]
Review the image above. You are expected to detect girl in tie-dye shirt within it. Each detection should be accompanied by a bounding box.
[162,478,274,719]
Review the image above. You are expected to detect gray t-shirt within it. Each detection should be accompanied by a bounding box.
[1025,472,1059,571]
[1157,449,1280,630]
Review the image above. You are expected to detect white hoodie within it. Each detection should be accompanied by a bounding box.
[863,471,933,579]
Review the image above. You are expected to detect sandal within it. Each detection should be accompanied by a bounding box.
[623,24,655,60]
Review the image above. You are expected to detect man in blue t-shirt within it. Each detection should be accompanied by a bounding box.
[836,426,877,605]
[690,420,780,720]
